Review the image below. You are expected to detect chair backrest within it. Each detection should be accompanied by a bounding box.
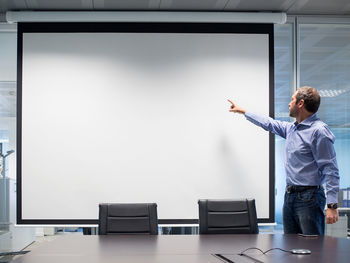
[98,203,158,235]
[198,199,259,234]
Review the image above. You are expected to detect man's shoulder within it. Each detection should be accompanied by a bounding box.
[312,119,328,129]
[311,120,335,141]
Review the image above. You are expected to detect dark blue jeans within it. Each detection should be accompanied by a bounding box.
[283,187,326,235]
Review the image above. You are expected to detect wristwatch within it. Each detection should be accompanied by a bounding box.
[327,203,338,209]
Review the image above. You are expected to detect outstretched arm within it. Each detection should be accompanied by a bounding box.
[228,99,290,139]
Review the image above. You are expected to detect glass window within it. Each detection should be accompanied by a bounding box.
[0,32,17,81]
[299,24,350,206]
[274,23,294,224]
[0,30,16,169]
[0,30,17,238]
[0,81,16,118]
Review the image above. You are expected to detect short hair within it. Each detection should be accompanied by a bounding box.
[296,86,321,113]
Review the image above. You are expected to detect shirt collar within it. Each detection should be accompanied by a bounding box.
[294,113,318,127]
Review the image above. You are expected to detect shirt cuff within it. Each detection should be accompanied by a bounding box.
[326,192,338,205]
[244,112,252,119]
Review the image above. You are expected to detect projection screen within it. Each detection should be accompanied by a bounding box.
[17,23,274,224]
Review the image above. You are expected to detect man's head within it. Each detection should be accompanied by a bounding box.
[289,86,320,118]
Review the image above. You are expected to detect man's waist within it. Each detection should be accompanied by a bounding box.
[286,185,322,193]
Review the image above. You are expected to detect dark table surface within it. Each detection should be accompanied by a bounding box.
[10,234,350,263]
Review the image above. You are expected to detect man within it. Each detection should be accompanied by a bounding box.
[228,86,339,235]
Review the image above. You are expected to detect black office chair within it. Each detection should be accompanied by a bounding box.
[198,199,259,234]
[98,203,158,235]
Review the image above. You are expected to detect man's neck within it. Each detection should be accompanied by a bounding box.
[296,111,313,124]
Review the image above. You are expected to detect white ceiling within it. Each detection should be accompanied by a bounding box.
[0,0,350,18]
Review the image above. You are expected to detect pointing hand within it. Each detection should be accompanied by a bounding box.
[228,99,246,114]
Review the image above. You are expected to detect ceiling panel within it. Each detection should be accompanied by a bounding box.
[93,0,160,10]
[224,0,294,11]
[25,0,93,10]
[1,0,350,14]
[287,0,350,15]
[159,0,227,11]
[0,0,27,12]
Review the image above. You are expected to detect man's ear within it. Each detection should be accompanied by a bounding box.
[298,99,304,108]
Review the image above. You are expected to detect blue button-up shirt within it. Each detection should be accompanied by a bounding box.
[245,112,339,204]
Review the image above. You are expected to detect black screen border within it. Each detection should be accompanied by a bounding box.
[17,22,275,225]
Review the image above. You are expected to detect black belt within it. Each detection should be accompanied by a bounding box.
[286,185,320,194]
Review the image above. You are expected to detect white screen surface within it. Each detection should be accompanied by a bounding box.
[20,30,272,223]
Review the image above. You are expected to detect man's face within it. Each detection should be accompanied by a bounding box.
[289,92,298,117]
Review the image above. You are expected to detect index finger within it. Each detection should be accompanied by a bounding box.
[227,99,234,106]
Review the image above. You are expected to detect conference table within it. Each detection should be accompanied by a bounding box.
[11,234,350,263]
